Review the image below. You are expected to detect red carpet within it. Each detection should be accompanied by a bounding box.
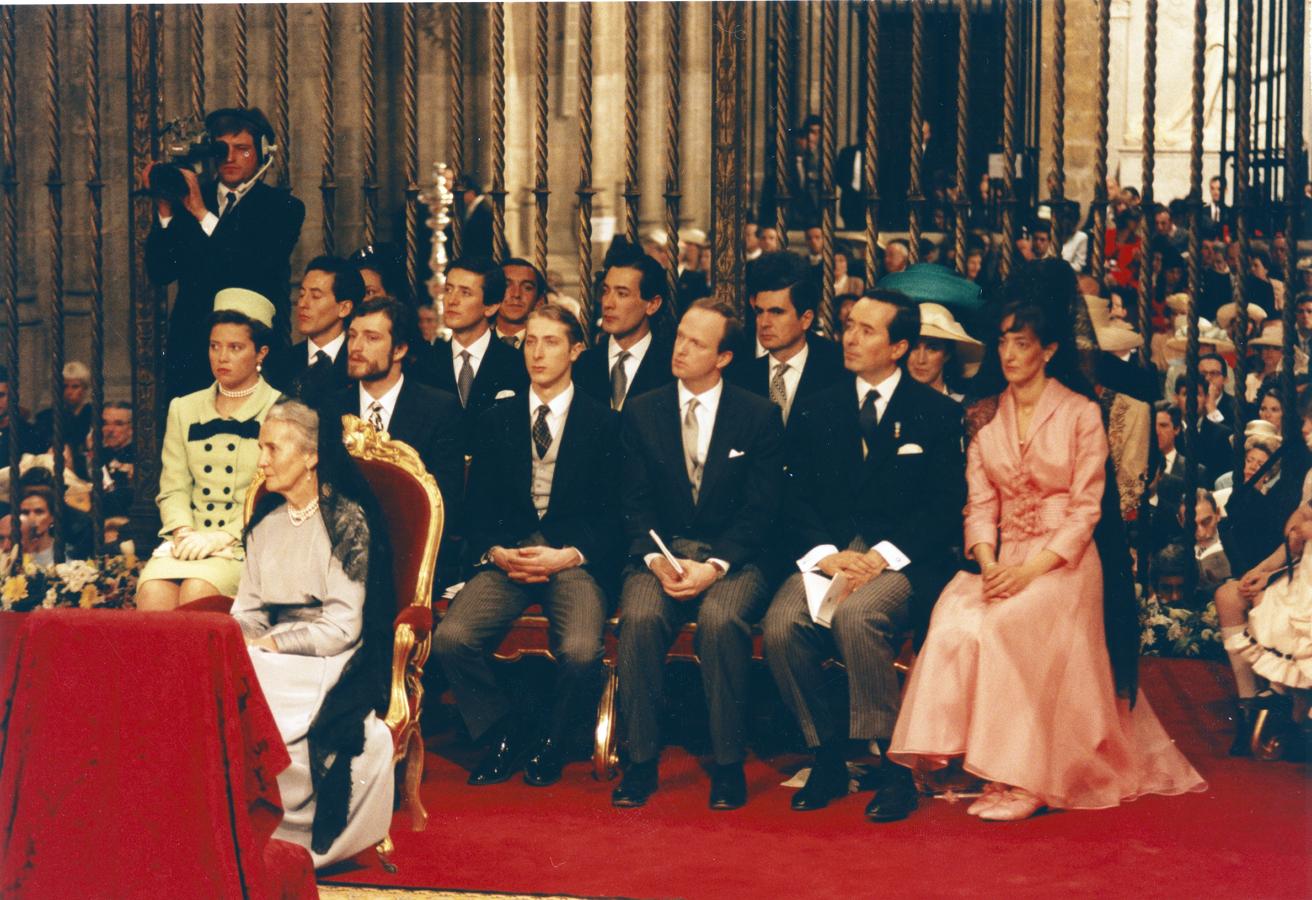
[321,658,1309,899]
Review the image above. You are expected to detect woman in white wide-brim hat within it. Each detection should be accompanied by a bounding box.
[906,302,982,403]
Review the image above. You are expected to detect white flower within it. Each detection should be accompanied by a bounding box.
[53,560,99,593]
[1167,623,1184,641]
[41,588,57,609]
[1141,628,1156,647]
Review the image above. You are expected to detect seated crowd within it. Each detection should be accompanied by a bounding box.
[71,224,1242,868]
[7,143,1309,867]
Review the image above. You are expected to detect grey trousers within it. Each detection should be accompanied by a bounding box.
[432,565,606,742]
[762,566,911,747]
[617,547,769,766]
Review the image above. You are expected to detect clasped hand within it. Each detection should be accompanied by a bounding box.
[981,561,1038,601]
[171,529,234,561]
[816,549,888,600]
[492,545,581,584]
[650,557,722,600]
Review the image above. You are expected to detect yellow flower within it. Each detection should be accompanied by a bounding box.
[1,574,27,604]
[79,585,100,609]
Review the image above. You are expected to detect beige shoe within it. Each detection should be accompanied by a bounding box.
[966,782,1007,816]
[977,786,1044,821]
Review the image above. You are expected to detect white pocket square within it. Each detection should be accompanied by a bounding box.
[728,448,746,459]
[494,389,517,400]
[896,443,924,455]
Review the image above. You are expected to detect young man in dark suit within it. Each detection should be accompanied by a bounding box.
[728,251,844,427]
[612,298,785,811]
[762,291,966,823]
[495,257,547,350]
[433,304,619,788]
[574,250,675,412]
[277,256,363,403]
[330,296,465,537]
[143,107,305,400]
[413,257,528,443]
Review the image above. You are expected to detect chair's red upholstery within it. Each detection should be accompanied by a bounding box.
[354,457,434,615]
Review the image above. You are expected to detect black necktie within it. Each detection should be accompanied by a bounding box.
[313,350,330,368]
[220,192,237,219]
[532,404,552,459]
[858,388,879,456]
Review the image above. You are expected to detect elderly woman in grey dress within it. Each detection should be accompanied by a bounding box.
[232,398,396,868]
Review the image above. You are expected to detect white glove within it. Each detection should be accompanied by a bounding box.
[172,530,234,561]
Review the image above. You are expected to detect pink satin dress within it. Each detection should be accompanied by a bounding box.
[889,379,1206,809]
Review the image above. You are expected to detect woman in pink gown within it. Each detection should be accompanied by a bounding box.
[889,301,1206,821]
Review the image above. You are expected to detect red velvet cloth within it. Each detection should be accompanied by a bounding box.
[0,610,315,899]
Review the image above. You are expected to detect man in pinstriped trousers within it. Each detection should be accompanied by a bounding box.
[611,299,785,812]
[763,292,966,823]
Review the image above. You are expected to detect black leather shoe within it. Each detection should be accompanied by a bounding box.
[865,771,918,822]
[612,760,659,808]
[791,759,849,811]
[523,737,565,787]
[467,729,530,786]
[709,763,748,811]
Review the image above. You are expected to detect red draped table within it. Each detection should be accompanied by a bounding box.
[0,609,316,899]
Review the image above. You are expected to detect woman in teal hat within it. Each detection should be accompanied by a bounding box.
[137,288,282,611]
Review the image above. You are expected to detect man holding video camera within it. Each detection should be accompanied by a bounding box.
[143,107,305,400]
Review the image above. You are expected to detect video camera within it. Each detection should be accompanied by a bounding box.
[146,107,278,204]
[146,115,227,204]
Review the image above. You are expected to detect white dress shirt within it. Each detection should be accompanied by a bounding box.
[677,378,723,467]
[769,342,809,423]
[451,327,493,381]
[307,331,346,365]
[528,384,573,447]
[796,367,909,572]
[646,378,729,575]
[359,375,405,432]
[608,330,652,400]
[158,180,253,237]
[855,367,902,424]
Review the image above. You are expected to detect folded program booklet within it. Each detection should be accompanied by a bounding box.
[802,571,849,628]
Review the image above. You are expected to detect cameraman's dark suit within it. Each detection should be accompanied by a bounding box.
[147,180,305,400]
[763,373,965,749]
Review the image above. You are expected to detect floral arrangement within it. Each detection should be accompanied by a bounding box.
[1139,594,1223,659]
[1,554,141,613]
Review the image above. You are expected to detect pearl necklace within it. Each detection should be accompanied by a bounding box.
[218,381,259,399]
[287,498,320,527]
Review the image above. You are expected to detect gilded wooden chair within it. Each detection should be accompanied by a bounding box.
[246,414,443,869]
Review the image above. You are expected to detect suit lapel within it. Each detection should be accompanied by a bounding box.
[510,397,535,509]
[547,394,587,513]
[695,386,736,513]
[654,386,696,520]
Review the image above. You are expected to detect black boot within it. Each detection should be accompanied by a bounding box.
[1229,700,1254,757]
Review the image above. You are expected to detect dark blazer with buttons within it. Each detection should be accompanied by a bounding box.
[328,378,466,535]
[619,381,785,569]
[725,333,846,431]
[574,331,675,412]
[146,180,306,401]
[783,373,966,637]
[411,333,528,445]
[464,389,621,578]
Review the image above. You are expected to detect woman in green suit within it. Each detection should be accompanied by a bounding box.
[137,289,282,611]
